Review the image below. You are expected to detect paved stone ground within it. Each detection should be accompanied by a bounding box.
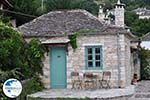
[134,81,150,100]
[27,85,134,100]
[27,81,150,100]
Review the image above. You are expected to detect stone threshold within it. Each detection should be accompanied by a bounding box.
[27,85,135,99]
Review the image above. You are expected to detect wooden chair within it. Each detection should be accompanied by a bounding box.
[101,71,111,89]
[71,71,82,89]
[97,73,103,88]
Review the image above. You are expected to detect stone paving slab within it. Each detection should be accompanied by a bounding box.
[134,81,150,99]
[27,85,135,99]
[135,93,150,98]
[135,81,150,92]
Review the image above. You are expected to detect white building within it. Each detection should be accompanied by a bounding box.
[134,8,150,19]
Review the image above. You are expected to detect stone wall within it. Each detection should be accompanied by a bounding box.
[41,53,50,88]
[39,33,132,88]
[67,34,126,88]
[124,35,133,86]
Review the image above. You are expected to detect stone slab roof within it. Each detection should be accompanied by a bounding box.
[18,9,129,37]
[142,32,150,41]
[141,11,150,16]
[134,8,146,12]
[134,8,150,16]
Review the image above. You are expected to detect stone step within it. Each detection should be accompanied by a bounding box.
[135,93,150,98]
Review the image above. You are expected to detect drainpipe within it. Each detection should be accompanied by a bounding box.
[117,33,121,88]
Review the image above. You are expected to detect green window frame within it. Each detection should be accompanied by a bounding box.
[85,46,103,70]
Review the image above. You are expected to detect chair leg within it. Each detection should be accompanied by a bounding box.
[72,82,75,89]
[80,81,83,89]
[106,81,111,89]
[84,82,89,89]
[101,80,108,89]
[99,80,102,88]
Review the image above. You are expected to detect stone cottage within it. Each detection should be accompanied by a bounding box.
[18,0,140,89]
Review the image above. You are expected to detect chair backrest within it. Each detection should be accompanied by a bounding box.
[71,71,80,80]
[71,71,79,77]
[102,71,111,80]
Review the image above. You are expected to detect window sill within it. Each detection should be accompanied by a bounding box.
[81,69,103,73]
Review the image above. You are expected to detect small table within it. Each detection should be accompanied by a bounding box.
[83,73,99,89]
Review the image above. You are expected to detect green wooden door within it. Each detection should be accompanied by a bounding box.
[50,47,67,89]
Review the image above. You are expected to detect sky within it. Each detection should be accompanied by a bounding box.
[141,41,150,49]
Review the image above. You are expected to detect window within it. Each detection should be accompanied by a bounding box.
[85,46,103,70]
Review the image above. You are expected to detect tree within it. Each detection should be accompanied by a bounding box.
[8,0,100,25]
[9,0,43,25]
[46,0,99,15]
[131,18,150,37]
[0,22,45,81]
[125,11,139,26]
[140,48,150,80]
[80,0,99,15]
[125,11,150,37]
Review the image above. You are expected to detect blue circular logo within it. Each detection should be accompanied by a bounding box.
[3,79,22,98]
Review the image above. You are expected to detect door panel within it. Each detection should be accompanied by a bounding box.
[50,47,66,89]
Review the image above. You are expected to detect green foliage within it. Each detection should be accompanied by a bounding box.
[5,0,150,36]
[125,11,150,37]
[9,0,42,25]
[46,0,81,10]
[0,22,24,71]
[0,22,45,79]
[8,0,99,25]
[0,14,11,25]
[69,29,96,50]
[10,0,41,15]
[43,0,99,15]
[17,77,44,100]
[125,11,139,26]
[79,0,99,15]
[140,48,150,80]
[0,82,7,100]
[69,32,80,51]
[0,68,23,82]
[131,18,150,37]
[0,22,45,99]
[24,39,45,78]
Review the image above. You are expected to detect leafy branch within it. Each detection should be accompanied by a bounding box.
[69,32,80,51]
